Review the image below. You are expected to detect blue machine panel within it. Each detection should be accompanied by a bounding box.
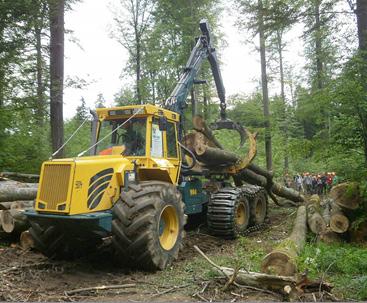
[179,178,208,214]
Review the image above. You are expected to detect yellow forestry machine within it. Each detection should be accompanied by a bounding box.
[25,20,303,270]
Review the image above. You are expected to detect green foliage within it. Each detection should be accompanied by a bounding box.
[299,242,367,300]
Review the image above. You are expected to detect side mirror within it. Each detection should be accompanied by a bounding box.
[159,116,167,131]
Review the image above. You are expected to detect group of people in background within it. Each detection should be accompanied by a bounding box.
[284,172,340,195]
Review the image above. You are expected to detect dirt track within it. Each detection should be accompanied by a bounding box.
[0,205,295,302]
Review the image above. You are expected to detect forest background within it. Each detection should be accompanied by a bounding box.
[0,0,366,182]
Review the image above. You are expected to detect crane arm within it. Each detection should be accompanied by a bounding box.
[164,19,226,119]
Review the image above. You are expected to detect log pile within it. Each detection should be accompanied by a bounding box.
[184,117,304,204]
[322,182,366,243]
[0,179,37,242]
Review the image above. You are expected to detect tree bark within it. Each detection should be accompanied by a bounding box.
[330,182,361,210]
[0,188,37,202]
[0,172,39,182]
[20,230,35,250]
[276,30,289,173]
[195,144,239,166]
[193,115,223,149]
[261,206,307,276]
[258,0,272,171]
[49,0,65,158]
[306,200,326,235]
[330,204,349,234]
[1,209,29,234]
[355,0,367,165]
[35,19,45,127]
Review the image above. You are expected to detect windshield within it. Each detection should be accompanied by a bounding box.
[96,117,147,156]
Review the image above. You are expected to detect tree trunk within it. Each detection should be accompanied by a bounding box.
[1,209,29,234]
[330,204,349,233]
[49,0,65,158]
[276,30,289,173]
[0,172,39,182]
[355,0,367,165]
[0,188,37,202]
[357,0,367,51]
[195,144,239,166]
[35,23,45,127]
[20,230,35,250]
[261,206,307,276]
[330,182,361,210]
[193,115,223,149]
[314,0,323,90]
[306,200,326,235]
[258,0,272,171]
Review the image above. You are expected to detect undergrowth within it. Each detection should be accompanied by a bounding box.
[298,242,367,300]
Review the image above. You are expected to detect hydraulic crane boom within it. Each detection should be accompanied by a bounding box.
[164,19,245,145]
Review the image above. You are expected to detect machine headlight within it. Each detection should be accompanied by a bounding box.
[126,171,136,182]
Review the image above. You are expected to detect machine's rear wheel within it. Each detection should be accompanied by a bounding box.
[249,189,268,225]
[207,188,250,239]
[112,181,185,270]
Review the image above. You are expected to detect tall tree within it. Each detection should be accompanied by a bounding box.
[258,0,273,171]
[112,0,154,104]
[49,0,65,158]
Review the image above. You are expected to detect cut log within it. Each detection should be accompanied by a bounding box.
[20,230,35,250]
[1,209,29,234]
[306,197,326,235]
[0,202,13,210]
[322,203,331,227]
[261,206,307,276]
[319,228,341,244]
[330,182,361,210]
[10,200,34,209]
[193,115,223,149]
[194,245,331,297]
[237,169,267,187]
[0,172,39,182]
[194,143,239,166]
[0,187,38,202]
[330,204,349,233]
[248,163,273,181]
[271,183,305,203]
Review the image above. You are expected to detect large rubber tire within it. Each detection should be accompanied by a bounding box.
[29,222,100,260]
[248,189,268,226]
[207,187,250,239]
[112,181,185,271]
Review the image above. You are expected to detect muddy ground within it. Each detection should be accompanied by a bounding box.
[0,205,304,302]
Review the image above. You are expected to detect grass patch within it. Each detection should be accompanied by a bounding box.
[298,242,367,300]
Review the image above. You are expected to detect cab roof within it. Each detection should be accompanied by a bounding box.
[95,104,179,122]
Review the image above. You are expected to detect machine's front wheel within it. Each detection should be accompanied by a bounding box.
[112,181,186,270]
[29,222,101,260]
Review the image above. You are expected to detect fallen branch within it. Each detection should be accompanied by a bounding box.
[65,284,136,296]
[194,245,296,294]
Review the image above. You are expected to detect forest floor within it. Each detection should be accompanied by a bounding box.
[0,203,357,302]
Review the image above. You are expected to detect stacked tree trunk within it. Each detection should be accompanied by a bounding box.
[0,180,37,245]
[306,195,326,235]
[184,118,305,204]
[325,182,365,243]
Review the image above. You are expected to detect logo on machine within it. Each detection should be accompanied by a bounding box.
[87,168,114,210]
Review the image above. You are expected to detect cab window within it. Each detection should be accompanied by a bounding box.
[167,122,178,158]
[151,119,163,158]
[97,118,147,156]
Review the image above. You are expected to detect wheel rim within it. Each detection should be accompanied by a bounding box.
[158,205,179,251]
[236,202,246,226]
[255,198,263,216]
